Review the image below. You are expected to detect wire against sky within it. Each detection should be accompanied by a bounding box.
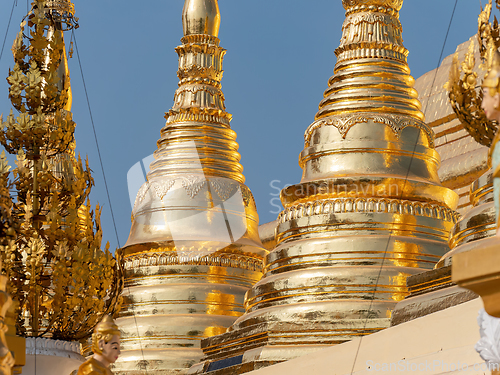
[71,29,149,373]
[0,0,17,64]
[72,30,121,249]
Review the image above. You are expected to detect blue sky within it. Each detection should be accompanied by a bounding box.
[0,1,484,251]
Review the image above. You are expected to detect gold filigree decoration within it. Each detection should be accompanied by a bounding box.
[241,185,255,207]
[445,0,500,147]
[304,113,434,148]
[177,65,223,82]
[134,178,254,206]
[152,179,176,200]
[0,1,122,340]
[180,175,207,198]
[124,250,263,273]
[209,180,238,201]
[165,108,231,126]
[42,0,78,30]
[278,197,459,225]
[342,0,404,11]
[338,12,403,51]
[135,183,150,203]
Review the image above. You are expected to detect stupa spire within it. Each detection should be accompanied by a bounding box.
[114,0,267,373]
[146,0,242,185]
[319,0,422,120]
[189,1,460,373]
[182,0,220,37]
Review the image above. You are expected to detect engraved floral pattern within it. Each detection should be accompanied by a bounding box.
[152,179,175,200]
[209,179,238,201]
[305,112,435,148]
[180,175,207,198]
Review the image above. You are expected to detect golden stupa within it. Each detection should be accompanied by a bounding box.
[188,0,460,373]
[114,0,267,373]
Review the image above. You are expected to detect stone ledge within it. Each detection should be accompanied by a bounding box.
[452,236,500,318]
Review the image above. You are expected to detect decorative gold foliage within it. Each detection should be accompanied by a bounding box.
[2,1,75,157]
[445,0,500,147]
[0,1,123,340]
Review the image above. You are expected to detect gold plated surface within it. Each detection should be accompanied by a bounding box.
[439,170,495,268]
[182,0,220,37]
[114,0,267,373]
[190,1,459,373]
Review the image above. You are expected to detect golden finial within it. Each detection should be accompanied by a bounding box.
[182,0,220,37]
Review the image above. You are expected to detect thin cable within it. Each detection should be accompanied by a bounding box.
[71,31,121,248]
[72,30,149,374]
[349,1,458,373]
[0,0,17,64]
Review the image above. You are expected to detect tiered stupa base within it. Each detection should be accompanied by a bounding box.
[391,170,494,325]
[114,253,262,374]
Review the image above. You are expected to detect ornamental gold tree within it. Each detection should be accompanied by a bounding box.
[445,0,500,146]
[0,0,122,340]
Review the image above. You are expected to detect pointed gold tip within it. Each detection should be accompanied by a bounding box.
[182,0,220,37]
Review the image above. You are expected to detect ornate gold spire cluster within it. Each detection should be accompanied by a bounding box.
[189,1,460,373]
[148,0,242,183]
[0,0,122,340]
[115,0,267,373]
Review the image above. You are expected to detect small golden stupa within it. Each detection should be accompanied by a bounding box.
[114,0,267,373]
[189,0,459,373]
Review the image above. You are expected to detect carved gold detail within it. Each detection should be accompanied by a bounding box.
[240,185,255,207]
[133,178,256,212]
[336,12,406,62]
[312,1,423,123]
[165,108,231,126]
[151,179,176,201]
[43,0,78,29]
[177,65,223,82]
[0,265,14,374]
[342,0,404,11]
[445,1,499,147]
[210,179,238,201]
[124,250,263,273]
[180,175,207,198]
[278,198,459,224]
[305,113,434,148]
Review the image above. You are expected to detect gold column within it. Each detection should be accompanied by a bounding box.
[189,1,459,373]
[114,0,267,373]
